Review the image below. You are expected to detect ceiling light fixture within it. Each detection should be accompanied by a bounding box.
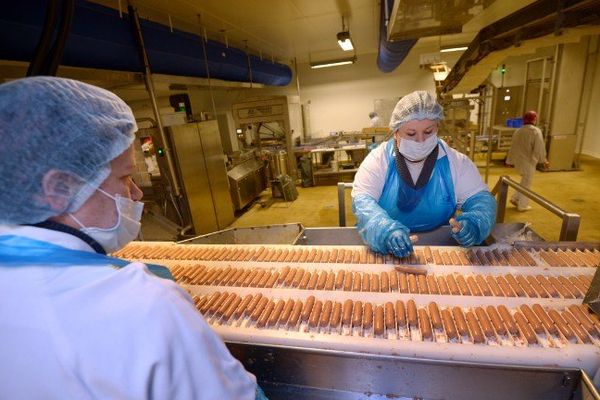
[310,56,357,69]
[337,16,354,51]
[440,45,469,53]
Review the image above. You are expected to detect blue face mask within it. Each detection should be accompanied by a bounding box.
[398,134,438,162]
[70,188,144,253]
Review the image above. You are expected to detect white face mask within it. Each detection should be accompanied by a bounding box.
[398,134,438,162]
[70,188,144,253]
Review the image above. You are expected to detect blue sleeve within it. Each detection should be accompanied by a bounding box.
[352,194,410,254]
[451,190,497,247]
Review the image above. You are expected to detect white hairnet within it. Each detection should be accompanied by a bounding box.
[389,90,443,132]
[0,76,136,224]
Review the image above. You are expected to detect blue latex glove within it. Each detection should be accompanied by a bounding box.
[386,227,413,258]
[353,194,413,256]
[256,385,269,400]
[451,191,497,247]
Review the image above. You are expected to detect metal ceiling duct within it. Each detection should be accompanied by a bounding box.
[377,0,418,73]
[442,0,600,94]
[0,0,292,86]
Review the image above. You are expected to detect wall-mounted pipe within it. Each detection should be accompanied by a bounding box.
[377,0,418,73]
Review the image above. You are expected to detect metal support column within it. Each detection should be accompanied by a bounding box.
[128,5,181,198]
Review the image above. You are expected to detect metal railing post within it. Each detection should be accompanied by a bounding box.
[560,213,580,241]
[495,177,509,223]
[338,183,347,227]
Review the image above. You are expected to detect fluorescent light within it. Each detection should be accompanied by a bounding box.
[310,57,356,69]
[440,45,468,53]
[336,31,354,51]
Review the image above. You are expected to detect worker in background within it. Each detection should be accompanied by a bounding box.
[505,110,548,211]
[0,77,265,400]
[352,91,496,258]
[369,111,383,127]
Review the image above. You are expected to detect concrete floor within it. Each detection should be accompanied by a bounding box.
[230,155,600,243]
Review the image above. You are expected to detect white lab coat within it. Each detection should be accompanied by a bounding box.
[505,124,547,209]
[352,138,488,207]
[0,225,256,400]
[369,115,383,128]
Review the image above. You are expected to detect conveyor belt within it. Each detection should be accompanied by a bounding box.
[113,243,600,377]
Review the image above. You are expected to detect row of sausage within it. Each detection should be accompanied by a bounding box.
[193,292,599,346]
[173,264,591,299]
[115,243,600,267]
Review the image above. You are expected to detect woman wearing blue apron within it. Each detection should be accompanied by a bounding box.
[352,91,497,258]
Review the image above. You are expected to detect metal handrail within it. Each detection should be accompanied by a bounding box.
[491,175,580,241]
[337,182,354,227]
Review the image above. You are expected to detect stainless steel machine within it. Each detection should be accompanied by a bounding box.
[115,232,600,400]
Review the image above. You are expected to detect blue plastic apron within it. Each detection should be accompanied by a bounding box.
[0,235,173,280]
[378,140,456,232]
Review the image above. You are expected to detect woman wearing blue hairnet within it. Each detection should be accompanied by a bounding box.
[0,77,265,399]
[352,91,497,258]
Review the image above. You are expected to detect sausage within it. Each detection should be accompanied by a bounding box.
[306,249,317,263]
[428,302,443,330]
[408,274,418,293]
[385,302,396,330]
[278,266,291,284]
[452,307,470,337]
[318,250,329,263]
[362,273,371,292]
[398,273,409,293]
[352,301,364,327]
[298,271,311,289]
[324,271,335,291]
[419,308,433,340]
[395,265,427,275]
[519,304,544,334]
[486,305,507,336]
[342,299,354,325]
[547,309,575,341]
[466,311,485,343]
[381,272,390,292]
[279,299,295,325]
[485,276,504,297]
[330,302,342,329]
[229,269,246,286]
[257,271,271,288]
[288,300,304,327]
[217,293,237,317]
[515,275,537,298]
[532,304,558,336]
[449,251,462,266]
[505,274,526,297]
[250,269,266,287]
[277,249,289,262]
[396,300,407,328]
[257,300,275,327]
[441,308,458,340]
[352,272,362,291]
[548,276,573,299]
[558,276,581,299]
[456,275,471,295]
[291,268,305,287]
[309,301,323,328]
[374,305,385,335]
[562,310,592,343]
[417,274,429,294]
[437,276,450,295]
[335,270,346,289]
[307,271,319,290]
[301,295,316,322]
[432,249,443,265]
[389,271,399,291]
[514,311,538,345]
[363,303,374,330]
[536,275,559,298]
[269,300,286,327]
[320,300,333,328]
[475,275,492,296]
[316,271,328,290]
[407,300,418,328]
[251,297,269,321]
[371,273,380,292]
[496,276,516,297]
[446,275,460,296]
[427,275,439,295]
[298,249,309,263]
[424,246,434,263]
[475,307,494,338]
[466,276,482,296]
[497,305,519,335]
[568,305,598,335]
[265,271,280,288]
[234,294,254,319]
[343,271,353,291]
[201,291,222,314]
[329,249,338,263]
[526,275,549,298]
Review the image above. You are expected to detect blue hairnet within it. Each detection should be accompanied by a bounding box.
[0,76,136,224]
[389,91,444,132]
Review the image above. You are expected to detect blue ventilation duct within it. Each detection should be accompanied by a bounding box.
[377,0,418,73]
[0,0,292,86]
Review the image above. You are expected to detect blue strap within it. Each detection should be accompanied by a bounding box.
[0,235,174,281]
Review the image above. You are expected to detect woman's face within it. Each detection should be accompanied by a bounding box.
[394,119,438,143]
